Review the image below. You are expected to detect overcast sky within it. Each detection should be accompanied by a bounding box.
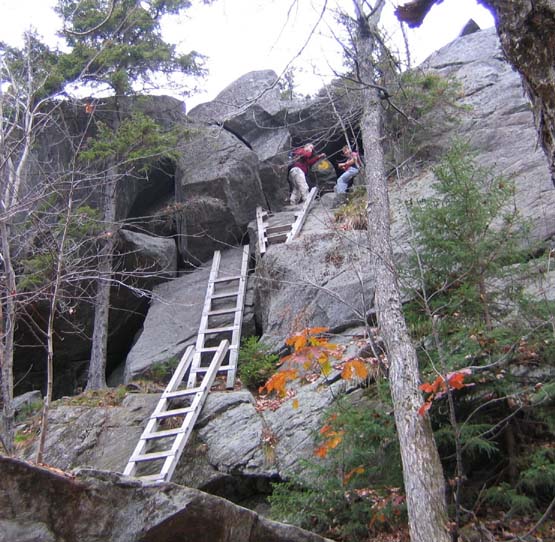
[0,0,494,108]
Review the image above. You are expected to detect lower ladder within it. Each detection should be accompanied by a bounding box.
[123,340,229,483]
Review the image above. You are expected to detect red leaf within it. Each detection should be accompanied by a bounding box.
[448,372,466,390]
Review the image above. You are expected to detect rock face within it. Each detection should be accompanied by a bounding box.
[0,456,333,542]
[390,28,555,254]
[175,126,266,264]
[124,246,254,382]
[255,195,373,349]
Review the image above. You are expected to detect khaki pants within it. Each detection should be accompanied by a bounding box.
[288,167,309,204]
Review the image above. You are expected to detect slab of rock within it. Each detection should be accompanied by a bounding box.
[118,229,177,282]
[0,456,333,542]
[255,197,374,349]
[124,247,253,382]
[390,28,555,255]
[22,393,160,472]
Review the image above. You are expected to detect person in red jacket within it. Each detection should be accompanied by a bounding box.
[288,143,326,204]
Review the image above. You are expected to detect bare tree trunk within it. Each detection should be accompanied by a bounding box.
[36,189,75,462]
[0,216,16,454]
[87,164,117,390]
[353,2,450,540]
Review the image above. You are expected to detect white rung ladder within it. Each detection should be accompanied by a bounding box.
[123,340,229,483]
[256,186,317,255]
[187,245,250,390]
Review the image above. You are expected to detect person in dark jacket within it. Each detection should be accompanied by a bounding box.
[288,144,325,204]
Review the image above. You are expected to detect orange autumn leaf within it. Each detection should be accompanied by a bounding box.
[292,398,299,409]
[327,432,343,450]
[448,371,467,389]
[341,359,369,380]
[314,430,344,458]
[420,375,446,395]
[419,381,435,393]
[314,444,329,458]
[259,369,298,398]
[319,423,333,435]
[309,335,327,347]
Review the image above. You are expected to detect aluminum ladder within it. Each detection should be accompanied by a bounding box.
[123,340,229,483]
[187,245,250,389]
[256,186,318,255]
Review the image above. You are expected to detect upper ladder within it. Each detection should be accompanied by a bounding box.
[256,186,317,255]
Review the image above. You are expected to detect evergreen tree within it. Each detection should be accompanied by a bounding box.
[409,141,528,331]
[55,0,204,389]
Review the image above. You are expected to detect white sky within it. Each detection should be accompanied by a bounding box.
[0,0,494,108]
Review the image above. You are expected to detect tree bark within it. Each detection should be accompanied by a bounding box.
[0,218,16,454]
[354,2,450,541]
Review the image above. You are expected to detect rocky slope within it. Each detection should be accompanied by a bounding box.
[7,25,555,540]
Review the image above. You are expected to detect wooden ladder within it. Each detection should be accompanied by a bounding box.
[187,245,250,390]
[123,340,229,483]
[256,186,318,254]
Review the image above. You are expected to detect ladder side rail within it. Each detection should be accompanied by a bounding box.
[286,186,317,243]
[226,245,249,388]
[256,206,268,255]
[187,251,222,387]
[161,340,229,481]
[123,346,195,477]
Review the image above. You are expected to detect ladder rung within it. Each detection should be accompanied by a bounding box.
[213,275,241,283]
[153,406,195,418]
[197,345,237,353]
[131,450,174,462]
[202,325,237,334]
[162,387,203,398]
[192,364,233,374]
[207,307,240,316]
[143,427,185,440]
[267,224,292,234]
[268,233,288,242]
[211,291,239,300]
[135,474,165,482]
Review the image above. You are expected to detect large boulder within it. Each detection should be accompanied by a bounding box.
[188,70,283,142]
[175,126,266,264]
[0,456,333,542]
[189,71,291,212]
[251,127,291,211]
